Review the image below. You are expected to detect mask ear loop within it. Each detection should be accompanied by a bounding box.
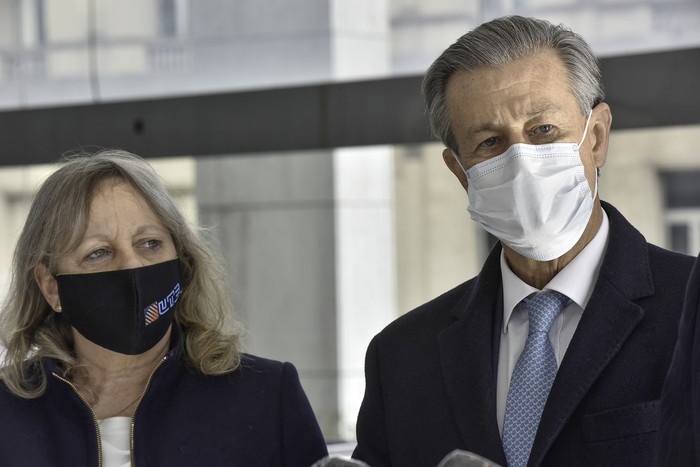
[451,150,467,174]
[578,109,597,200]
[578,109,593,148]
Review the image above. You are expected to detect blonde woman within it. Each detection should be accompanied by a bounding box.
[0,150,327,466]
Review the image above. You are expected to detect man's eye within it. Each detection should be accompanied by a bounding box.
[534,124,553,134]
[480,137,498,147]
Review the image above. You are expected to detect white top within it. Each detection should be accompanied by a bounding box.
[98,416,131,467]
[496,208,610,434]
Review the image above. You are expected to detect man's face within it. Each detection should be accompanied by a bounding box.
[442,49,608,194]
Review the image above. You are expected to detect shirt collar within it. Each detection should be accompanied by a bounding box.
[501,207,610,333]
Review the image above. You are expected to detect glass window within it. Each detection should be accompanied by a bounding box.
[669,223,690,254]
[663,171,700,208]
[662,171,700,255]
[2,0,700,109]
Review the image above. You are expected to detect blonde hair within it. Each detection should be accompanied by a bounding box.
[0,149,244,398]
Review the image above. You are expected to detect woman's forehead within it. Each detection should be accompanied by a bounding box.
[82,179,165,236]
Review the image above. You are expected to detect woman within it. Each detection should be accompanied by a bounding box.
[0,150,328,466]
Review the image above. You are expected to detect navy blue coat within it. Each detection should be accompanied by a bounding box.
[656,253,700,465]
[353,202,694,467]
[0,333,328,466]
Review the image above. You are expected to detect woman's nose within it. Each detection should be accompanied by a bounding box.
[116,251,146,270]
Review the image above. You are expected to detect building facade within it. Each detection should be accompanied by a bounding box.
[0,0,699,441]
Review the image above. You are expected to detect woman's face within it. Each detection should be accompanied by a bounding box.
[56,177,177,275]
[35,177,178,313]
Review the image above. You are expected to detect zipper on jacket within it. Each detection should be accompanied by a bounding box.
[130,355,168,466]
[52,372,103,467]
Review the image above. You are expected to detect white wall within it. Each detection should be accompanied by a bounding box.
[603,125,700,247]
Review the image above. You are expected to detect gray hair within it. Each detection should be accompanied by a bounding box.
[0,149,244,398]
[422,15,604,154]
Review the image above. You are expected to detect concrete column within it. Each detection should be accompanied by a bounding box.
[195,151,340,437]
[333,146,396,439]
[394,144,484,313]
[194,0,393,441]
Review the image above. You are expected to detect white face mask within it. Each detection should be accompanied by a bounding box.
[454,111,596,261]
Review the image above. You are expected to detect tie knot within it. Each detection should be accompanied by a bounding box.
[522,290,568,333]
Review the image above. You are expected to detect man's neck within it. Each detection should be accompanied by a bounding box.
[503,202,604,289]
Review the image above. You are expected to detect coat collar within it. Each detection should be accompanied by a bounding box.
[529,201,652,465]
[439,243,508,465]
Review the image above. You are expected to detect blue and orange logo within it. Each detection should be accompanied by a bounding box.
[144,283,181,326]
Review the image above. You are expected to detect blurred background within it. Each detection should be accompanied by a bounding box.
[0,0,699,446]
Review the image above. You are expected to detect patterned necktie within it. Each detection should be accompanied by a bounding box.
[502,290,569,467]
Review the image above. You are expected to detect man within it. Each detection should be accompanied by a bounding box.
[353,16,694,467]
[656,253,700,466]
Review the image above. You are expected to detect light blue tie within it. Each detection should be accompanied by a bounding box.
[502,290,568,467]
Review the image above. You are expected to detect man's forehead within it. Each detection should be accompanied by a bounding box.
[444,49,570,97]
[447,84,572,125]
[444,52,579,130]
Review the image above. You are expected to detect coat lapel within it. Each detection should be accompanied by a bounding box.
[439,246,508,465]
[528,202,654,466]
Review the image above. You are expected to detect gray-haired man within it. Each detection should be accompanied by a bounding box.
[353,16,693,467]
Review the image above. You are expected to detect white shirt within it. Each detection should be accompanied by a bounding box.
[98,416,131,467]
[496,208,610,434]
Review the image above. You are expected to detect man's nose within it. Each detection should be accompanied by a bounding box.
[511,131,532,146]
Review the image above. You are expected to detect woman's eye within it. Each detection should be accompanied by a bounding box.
[86,249,108,261]
[144,239,161,250]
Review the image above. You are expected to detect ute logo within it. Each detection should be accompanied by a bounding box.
[144,283,181,326]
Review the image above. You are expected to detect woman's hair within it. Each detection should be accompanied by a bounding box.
[422,15,605,154]
[0,149,244,398]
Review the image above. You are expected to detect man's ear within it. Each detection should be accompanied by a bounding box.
[442,148,469,191]
[34,264,61,312]
[590,102,612,169]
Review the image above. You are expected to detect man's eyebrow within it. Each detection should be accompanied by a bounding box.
[526,103,561,118]
[465,104,564,135]
[467,122,500,135]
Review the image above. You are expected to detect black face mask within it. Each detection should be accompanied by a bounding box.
[55,258,182,355]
